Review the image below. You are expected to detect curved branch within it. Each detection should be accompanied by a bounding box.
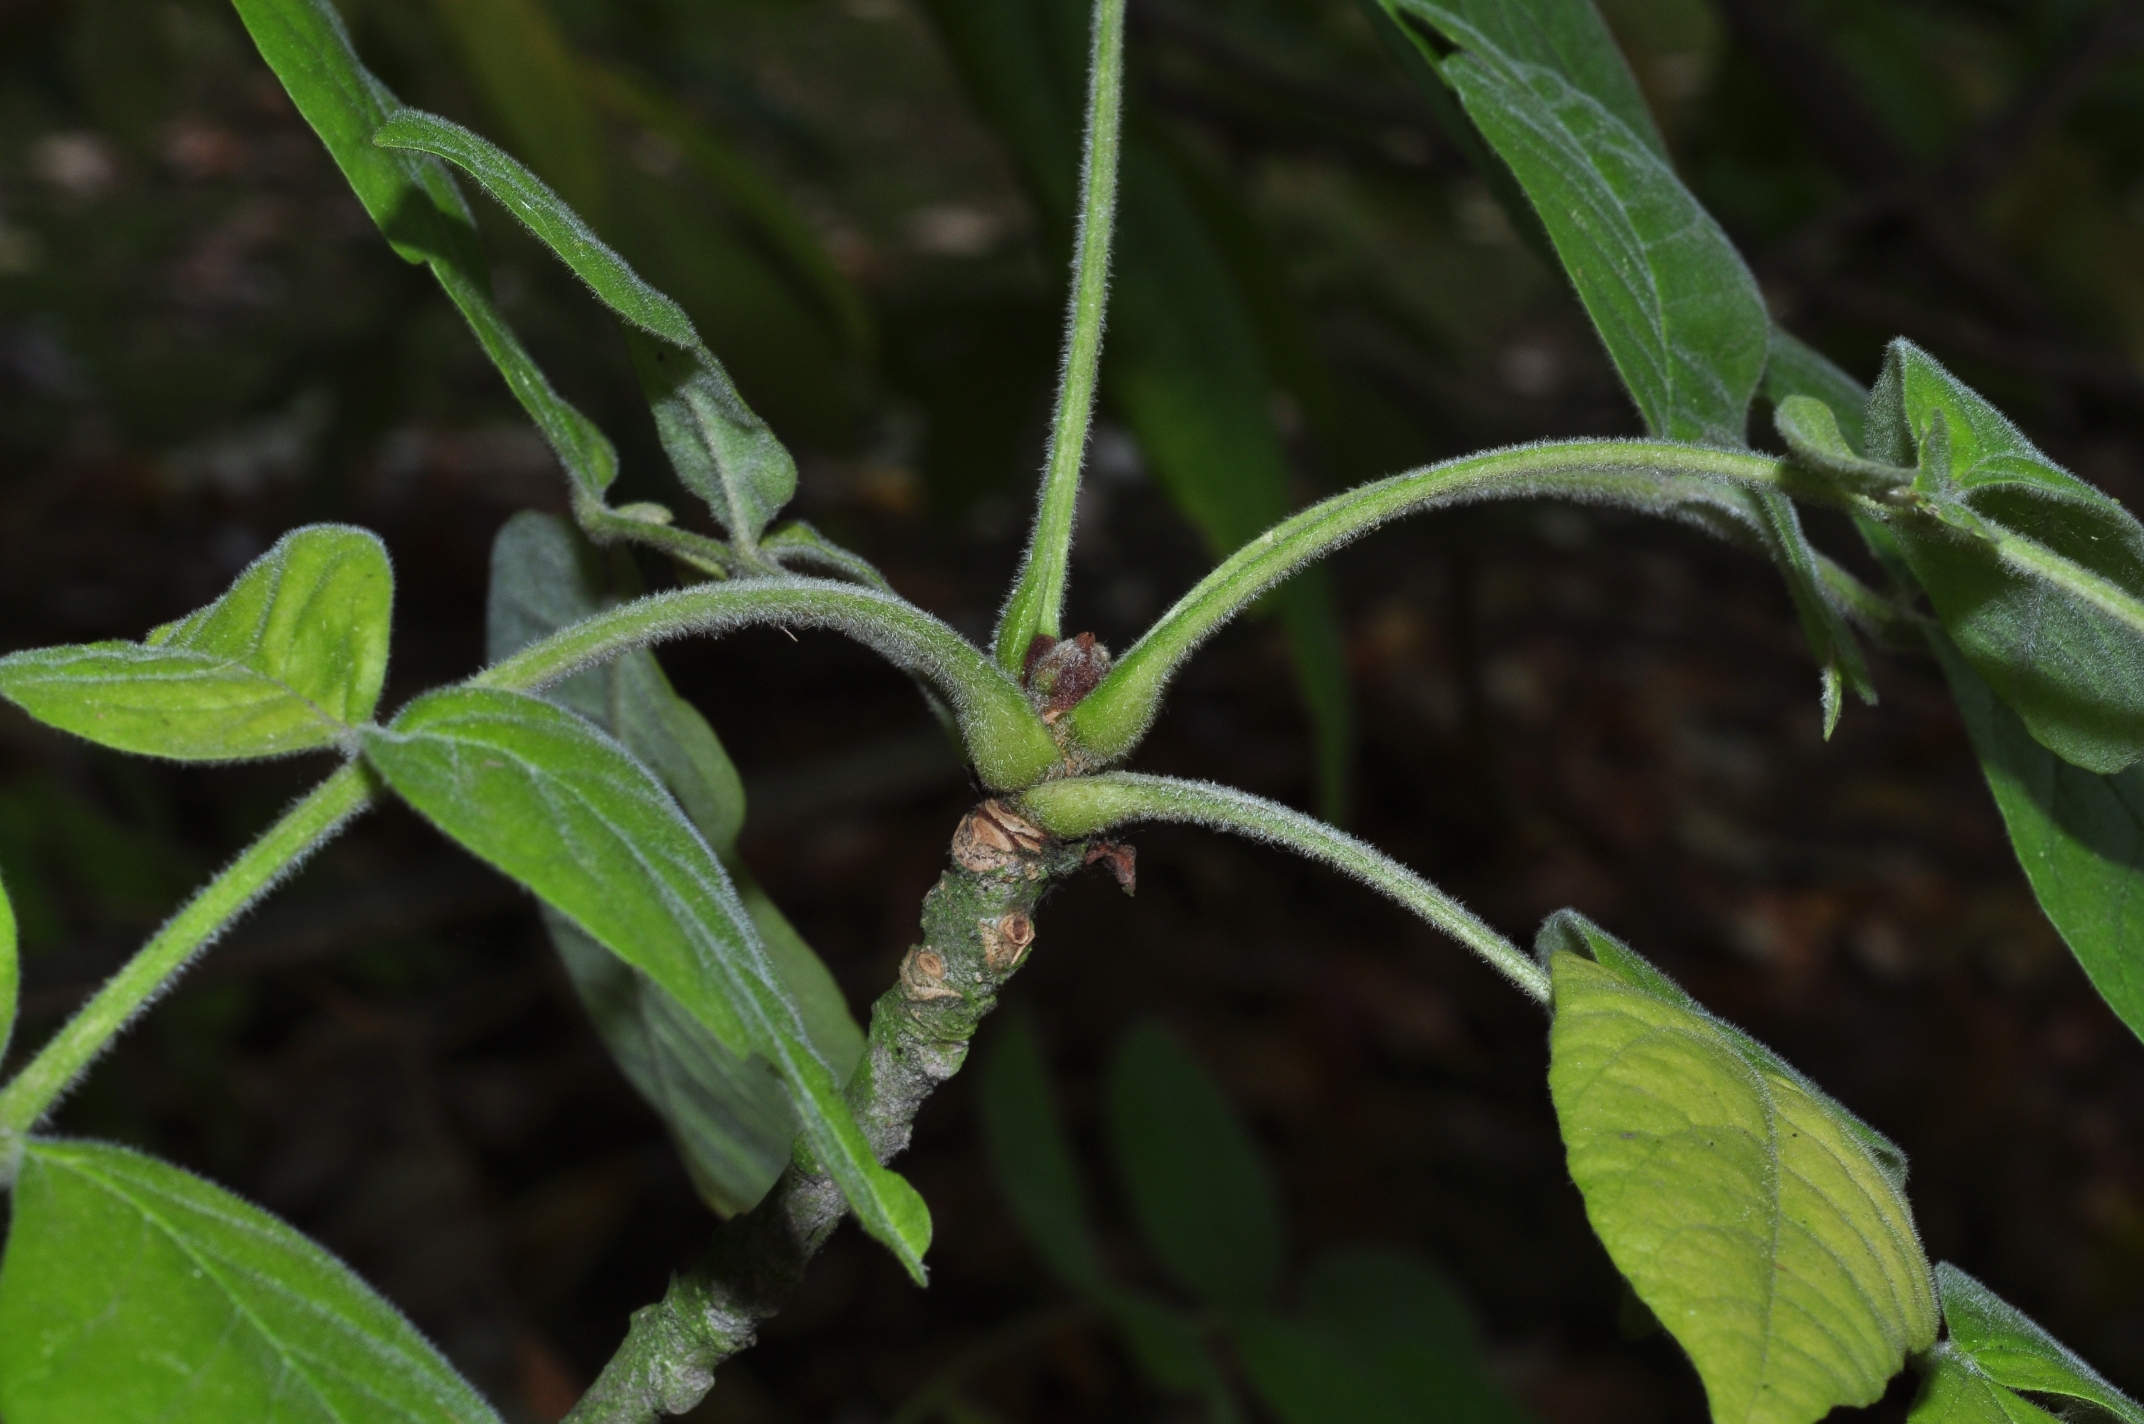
[473,577,1063,790]
[1017,772,1548,1003]
[1064,438,1794,766]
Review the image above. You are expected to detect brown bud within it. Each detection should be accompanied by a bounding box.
[899,945,960,1001]
[1024,632,1112,716]
[981,911,1036,972]
[951,798,1051,874]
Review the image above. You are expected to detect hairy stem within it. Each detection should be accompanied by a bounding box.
[474,577,1063,790]
[1019,772,1548,1003]
[1065,438,1801,766]
[0,761,375,1153]
[992,0,1130,672]
[563,803,1089,1423]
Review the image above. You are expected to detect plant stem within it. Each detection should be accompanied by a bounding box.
[1066,438,1797,766]
[992,0,1130,674]
[562,803,1090,1423]
[473,577,1063,791]
[1019,772,1549,1003]
[0,761,375,1153]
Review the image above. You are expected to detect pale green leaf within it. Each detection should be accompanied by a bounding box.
[1106,1019,1284,1311]
[0,1138,500,1424]
[1774,395,1909,498]
[1909,1348,2061,1424]
[1933,638,2144,1046]
[231,0,618,501]
[374,110,797,544]
[360,688,927,1276]
[0,526,390,761]
[1402,1,1767,448]
[1763,328,1870,454]
[483,513,860,1215]
[1936,1263,2144,1423]
[1547,941,1937,1424]
[976,1014,1107,1294]
[1870,340,2144,774]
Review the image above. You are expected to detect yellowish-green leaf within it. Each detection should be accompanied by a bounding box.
[1908,1347,2061,1424]
[1548,944,1937,1424]
[0,865,15,1066]
[0,526,391,761]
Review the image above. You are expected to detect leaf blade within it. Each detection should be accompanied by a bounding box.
[0,525,391,762]
[1935,1264,2144,1423]
[375,109,797,543]
[1105,1019,1284,1311]
[1548,945,1937,1424]
[0,1138,501,1424]
[360,687,926,1275]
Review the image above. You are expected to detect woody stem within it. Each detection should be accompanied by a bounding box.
[562,802,1088,1424]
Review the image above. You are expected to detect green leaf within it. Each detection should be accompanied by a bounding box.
[1233,1248,1531,1424]
[374,110,797,546]
[484,512,859,1215]
[1775,395,1910,498]
[1546,937,1937,1424]
[360,687,928,1277]
[976,1014,1107,1294]
[1870,340,2144,773]
[0,1138,501,1424]
[430,0,608,223]
[1909,1348,2062,1424]
[1105,1019,1284,1311]
[1401,0,1768,448]
[1932,638,2144,1046]
[231,0,618,501]
[1105,1290,1243,1423]
[0,866,15,1065]
[1742,485,1876,737]
[0,526,390,762]
[1764,328,1871,454]
[1935,1263,2144,1423]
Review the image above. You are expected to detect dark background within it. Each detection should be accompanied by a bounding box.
[2,0,2143,1419]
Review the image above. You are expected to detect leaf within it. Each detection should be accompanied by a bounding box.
[360,688,928,1277]
[1233,1248,1531,1424]
[1932,638,2144,1045]
[0,1138,501,1424]
[484,512,860,1214]
[1400,0,1769,449]
[1764,328,1871,454]
[375,110,798,545]
[231,0,619,502]
[1909,1349,2062,1424]
[429,0,608,223]
[0,865,15,1065]
[1870,340,2144,773]
[1105,1290,1243,1423]
[976,1015,1107,1292]
[0,526,390,762]
[1546,933,1937,1424]
[918,0,1355,819]
[1934,1263,2144,1423]
[1105,1019,1284,1311]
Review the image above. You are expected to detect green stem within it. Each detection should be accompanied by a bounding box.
[1065,438,1793,766]
[992,0,1129,673]
[1981,516,2144,641]
[474,577,1063,790]
[1018,772,1549,1003]
[579,500,746,581]
[0,762,375,1150]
